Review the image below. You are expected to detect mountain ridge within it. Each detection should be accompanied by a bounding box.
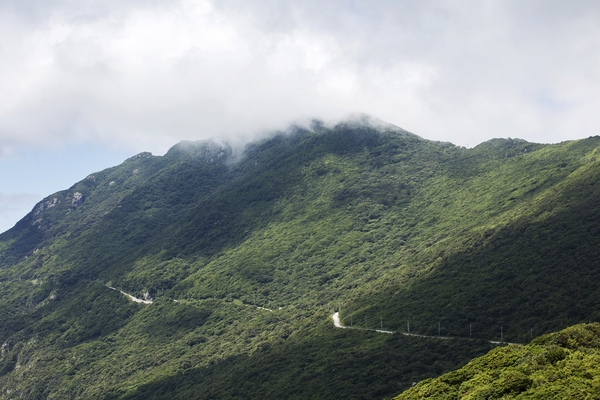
[0,119,599,398]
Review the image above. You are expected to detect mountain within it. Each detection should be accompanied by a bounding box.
[0,118,600,398]
[394,323,600,399]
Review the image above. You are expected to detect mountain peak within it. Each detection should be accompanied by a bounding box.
[333,113,417,137]
[165,139,233,163]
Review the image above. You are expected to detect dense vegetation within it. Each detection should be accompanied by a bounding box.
[0,118,599,398]
[395,323,600,399]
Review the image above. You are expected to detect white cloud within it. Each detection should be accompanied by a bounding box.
[1,0,600,155]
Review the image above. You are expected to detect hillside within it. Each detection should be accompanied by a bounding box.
[395,323,600,399]
[0,119,600,398]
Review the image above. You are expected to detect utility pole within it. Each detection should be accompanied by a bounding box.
[407,319,410,333]
[530,328,533,340]
[438,322,441,336]
[380,316,383,330]
[501,326,503,342]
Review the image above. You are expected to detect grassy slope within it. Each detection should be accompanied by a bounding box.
[0,123,599,398]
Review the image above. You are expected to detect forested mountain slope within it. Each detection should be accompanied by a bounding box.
[395,323,600,399]
[1,119,599,398]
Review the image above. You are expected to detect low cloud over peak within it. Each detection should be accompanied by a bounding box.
[1,0,600,158]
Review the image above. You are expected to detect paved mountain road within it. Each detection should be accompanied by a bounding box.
[331,312,517,344]
[107,286,153,304]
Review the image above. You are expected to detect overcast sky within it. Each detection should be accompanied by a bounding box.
[1,0,600,233]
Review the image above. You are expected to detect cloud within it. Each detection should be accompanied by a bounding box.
[1,0,599,154]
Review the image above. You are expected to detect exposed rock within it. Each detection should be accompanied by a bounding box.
[31,198,59,227]
[109,181,116,186]
[32,197,59,218]
[72,192,84,207]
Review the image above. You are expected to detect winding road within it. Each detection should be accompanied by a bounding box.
[332,312,402,335]
[332,312,516,344]
[107,285,276,311]
[107,286,153,304]
[106,288,517,345]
